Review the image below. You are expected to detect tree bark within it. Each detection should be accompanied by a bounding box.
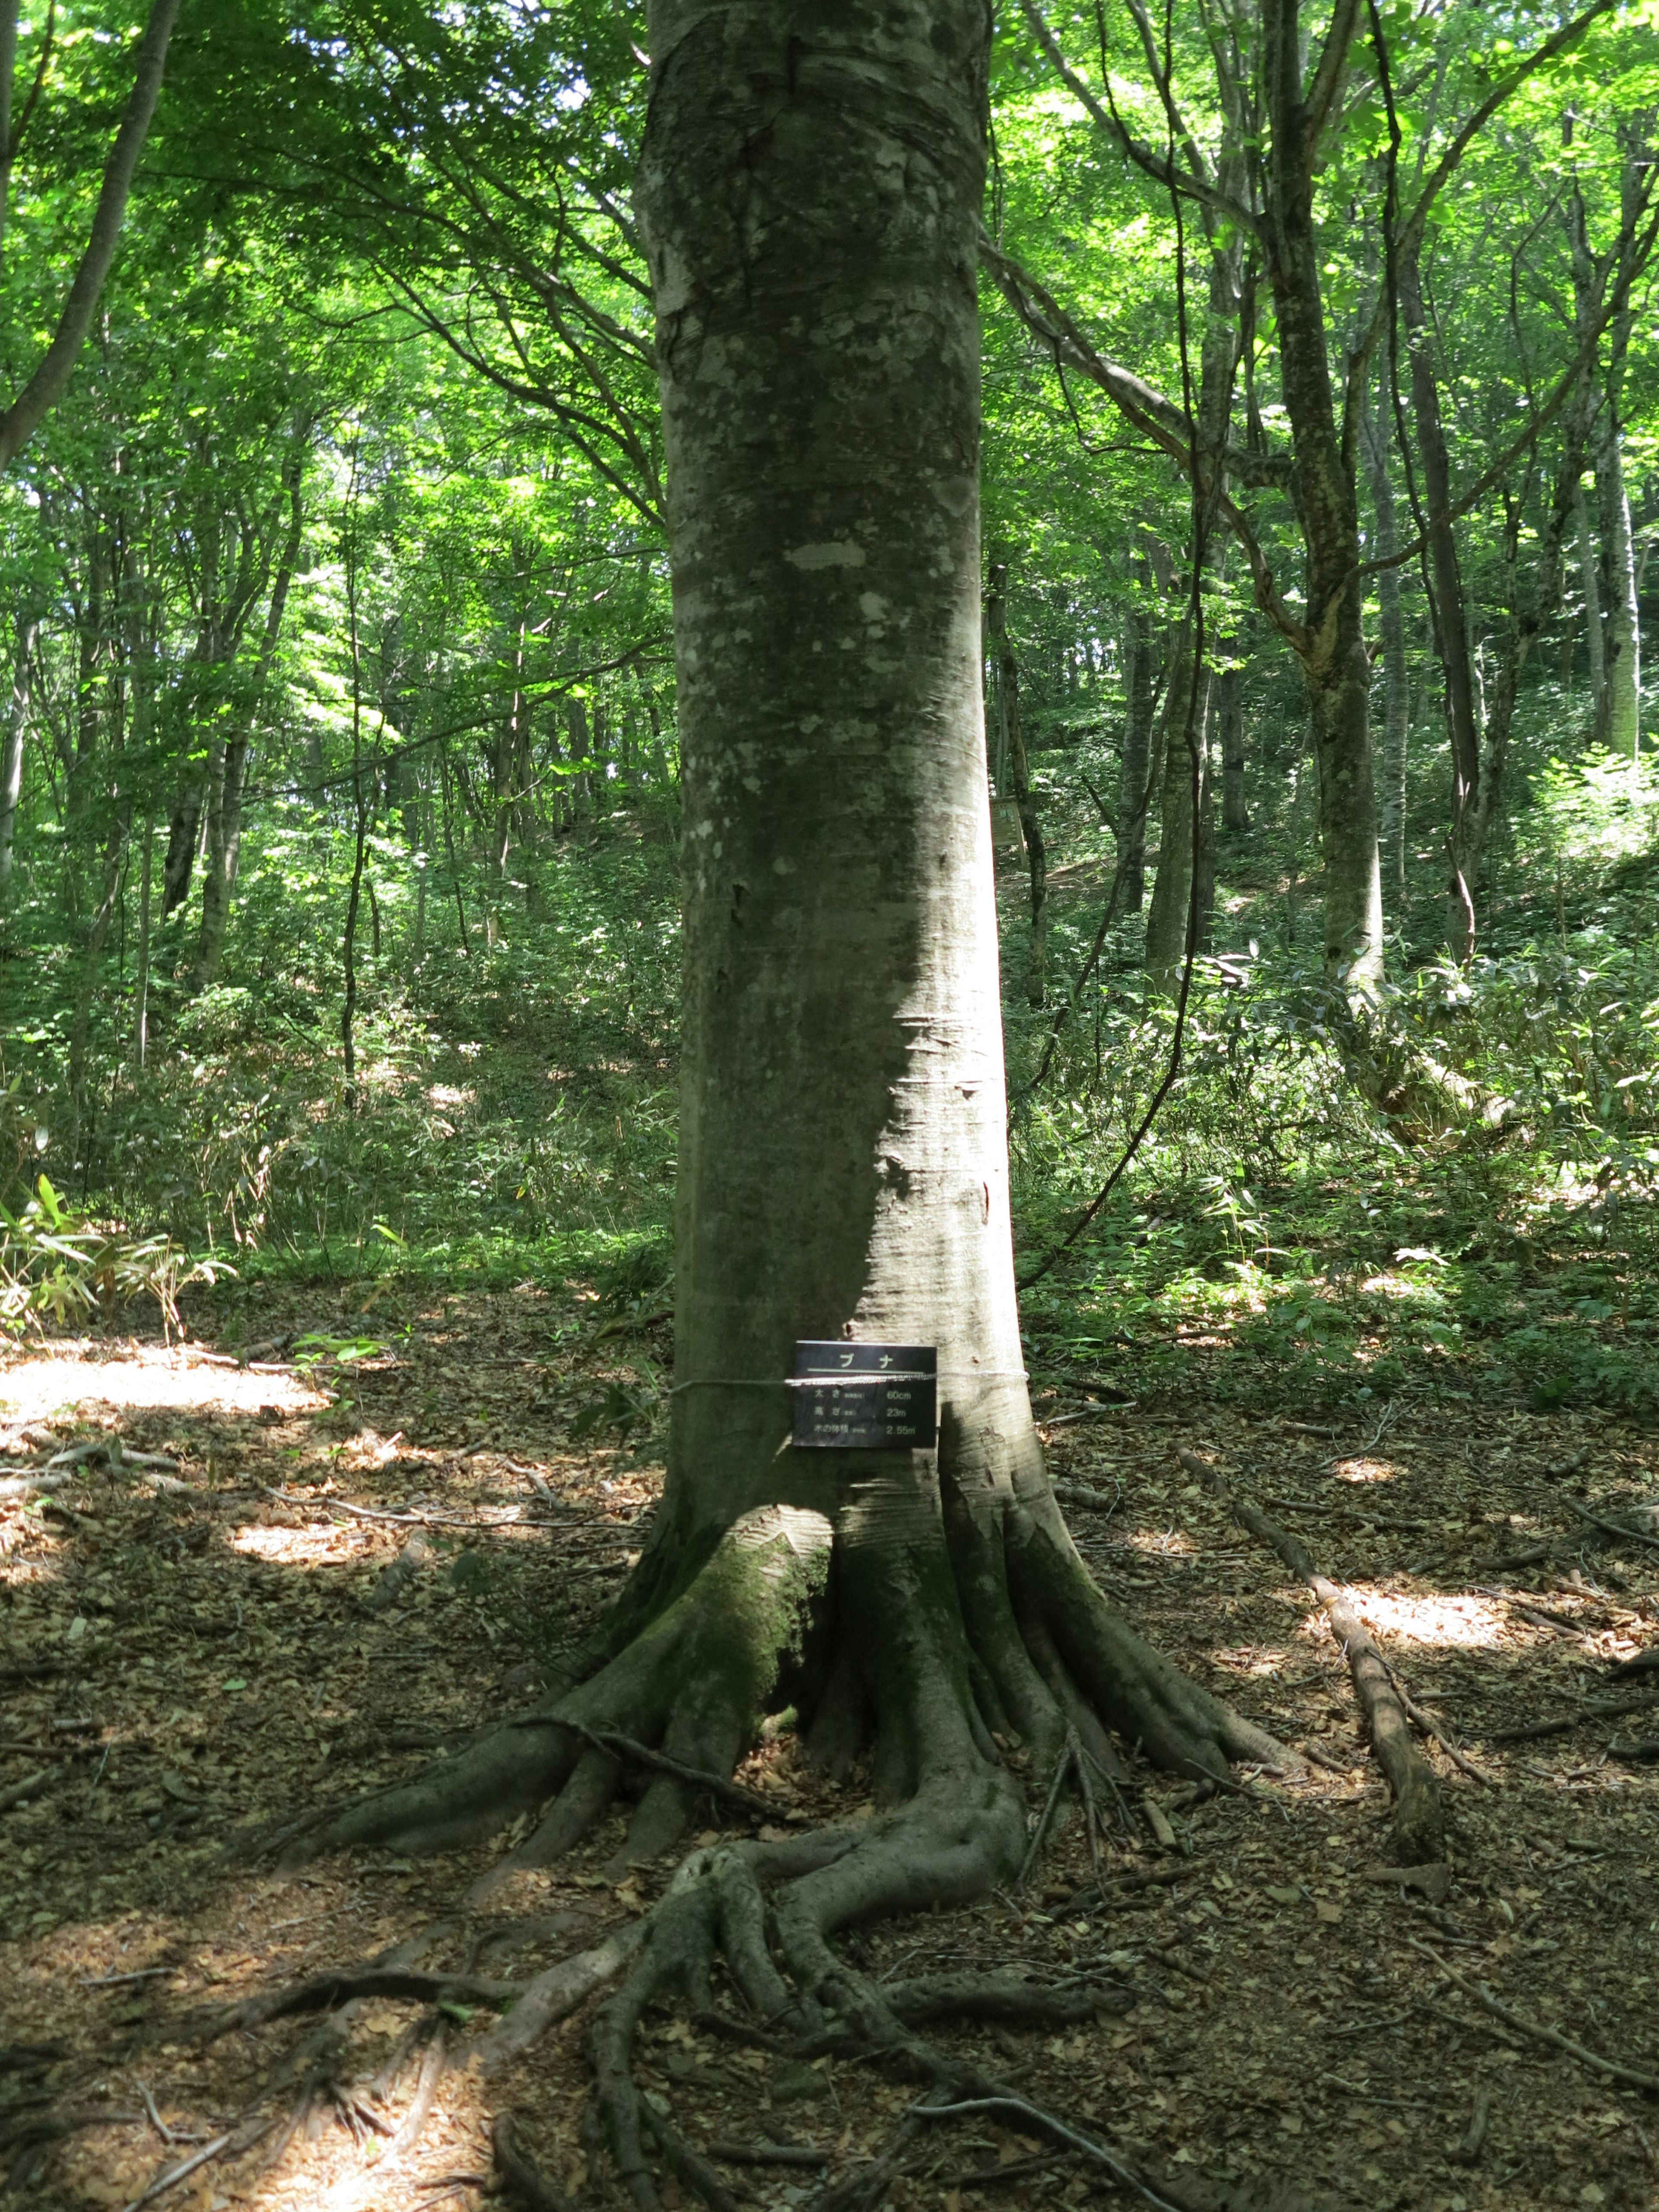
[1116,581,1156,912]
[986,559,1046,1005]
[1361,382,1409,899]
[0,605,37,886]
[1396,242,1480,955]
[1261,0,1383,996]
[1217,658,1248,834]
[292,0,1283,1907]
[1595,410,1640,757]
[1143,622,1207,990]
[1576,474,1606,712]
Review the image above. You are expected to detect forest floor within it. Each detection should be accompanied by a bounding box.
[3,1275,1659,2212]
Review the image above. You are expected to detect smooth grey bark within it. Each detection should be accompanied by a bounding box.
[1360,383,1409,897]
[132,810,153,1072]
[1576,476,1606,711]
[0,606,37,886]
[1397,240,1479,956]
[0,0,181,471]
[1596,417,1640,756]
[293,0,1282,1897]
[986,558,1046,1005]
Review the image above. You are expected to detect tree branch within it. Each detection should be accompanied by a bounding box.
[0,0,180,470]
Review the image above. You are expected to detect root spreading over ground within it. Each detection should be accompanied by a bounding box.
[6,1285,1659,2212]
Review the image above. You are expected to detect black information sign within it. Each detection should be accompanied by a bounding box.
[791,1342,938,1450]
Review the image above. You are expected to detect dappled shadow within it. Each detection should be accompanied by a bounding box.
[5,1290,1659,2210]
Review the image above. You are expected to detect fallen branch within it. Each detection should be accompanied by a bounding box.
[118,2114,273,2212]
[1487,1684,1659,1745]
[0,1764,63,1813]
[1410,1940,1659,2093]
[196,1967,518,2043]
[1177,1448,1443,1862]
[1564,1497,1659,1554]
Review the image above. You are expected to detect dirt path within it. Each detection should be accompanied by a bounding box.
[3,1284,1657,2212]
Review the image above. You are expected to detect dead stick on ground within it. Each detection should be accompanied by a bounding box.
[1488,1686,1659,1745]
[1409,1941,1659,2093]
[1377,1658,1499,1786]
[1177,1448,1443,1864]
[1564,1498,1659,1554]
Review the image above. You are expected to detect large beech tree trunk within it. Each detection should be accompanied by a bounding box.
[290,0,1279,1910]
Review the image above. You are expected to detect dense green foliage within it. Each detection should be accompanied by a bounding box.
[3,0,1659,1428]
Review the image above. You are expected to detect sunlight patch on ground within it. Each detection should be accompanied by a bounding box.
[231,1522,365,1566]
[1328,1456,1401,1485]
[1120,1528,1198,1555]
[0,1343,324,1423]
[1347,1587,1506,1648]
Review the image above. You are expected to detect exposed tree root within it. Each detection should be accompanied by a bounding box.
[223,1447,1316,2209]
[193,1968,516,2046]
[1180,1450,1445,1865]
[493,2112,579,2212]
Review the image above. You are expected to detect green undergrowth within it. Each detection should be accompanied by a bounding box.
[10,728,1659,1433]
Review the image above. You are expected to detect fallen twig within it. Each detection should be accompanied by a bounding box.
[1565,1497,1659,1554]
[117,2115,273,2212]
[1178,1448,1443,1862]
[1410,1940,1659,2092]
[1488,1684,1659,1745]
[710,2139,826,2168]
[0,1764,62,1813]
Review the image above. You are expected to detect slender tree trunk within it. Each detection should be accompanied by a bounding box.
[195,448,305,990]
[1262,0,1382,997]
[132,810,153,1071]
[1217,660,1248,833]
[0,607,36,886]
[985,559,1046,1005]
[0,0,181,471]
[1144,626,1208,989]
[1361,387,1409,899]
[1116,589,1156,912]
[1596,415,1641,757]
[1396,243,1481,960]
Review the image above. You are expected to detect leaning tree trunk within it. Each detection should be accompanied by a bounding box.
[287,0,1280,1927]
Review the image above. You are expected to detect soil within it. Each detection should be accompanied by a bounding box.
[3,1276,1657,2212]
